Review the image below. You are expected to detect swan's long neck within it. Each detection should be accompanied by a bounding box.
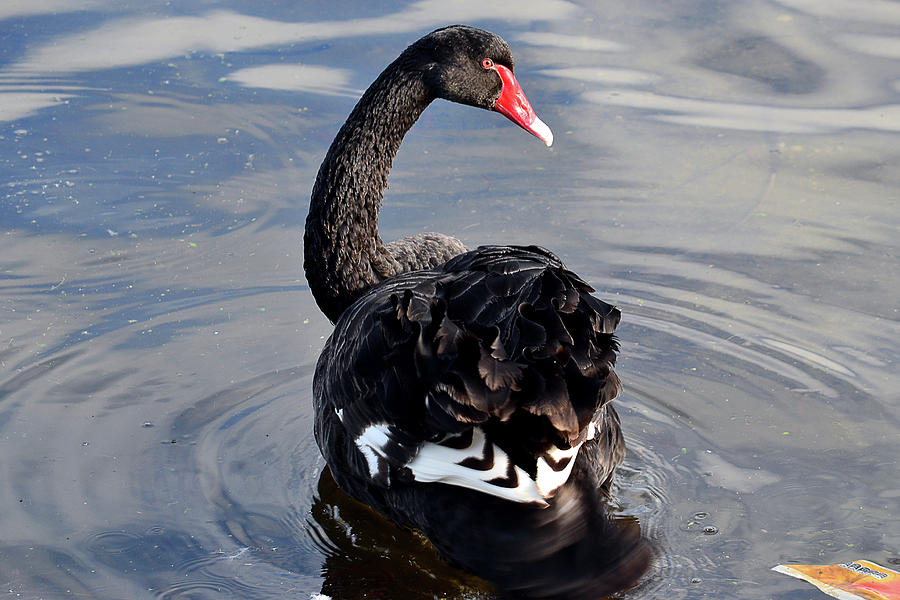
[305,59,432,322]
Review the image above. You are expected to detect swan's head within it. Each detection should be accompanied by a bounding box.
[412,25,553,147]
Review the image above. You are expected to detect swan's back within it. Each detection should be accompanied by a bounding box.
[314,245,625,510]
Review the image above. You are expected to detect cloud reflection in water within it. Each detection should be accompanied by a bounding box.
[228,64,359,97]
[0,0,578,122]
[5,1,577,76]
[582,90,900,134]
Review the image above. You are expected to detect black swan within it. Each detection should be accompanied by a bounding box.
[304,25,650,599]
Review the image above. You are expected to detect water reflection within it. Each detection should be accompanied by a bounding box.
[3,1,577,76]
[697,36,824,94]
[309,469,495,600]
[837,33,900,59]
[0,0,109,20]
[0,544,97,598]
[773,0,900,23]
[0,89,76,123]
[515,32,626,53]
[228,64,359,96]
[582,90,900,134]
[1,0,578,122]
[538,67,657,86]
[309,468,650,600]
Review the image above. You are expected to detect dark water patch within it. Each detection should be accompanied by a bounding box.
[697,35,825,94]
[0,544,102,599]
[43,364,140,399]
[170,366,310,436]
[0,349,83,401]
[84,528,202,572]
[4,280,306,368]
[307,469,496,600]
[82,526,262,598]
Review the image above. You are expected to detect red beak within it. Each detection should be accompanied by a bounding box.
[491,64,553,147]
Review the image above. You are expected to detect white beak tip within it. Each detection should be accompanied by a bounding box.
[531,116,554,147]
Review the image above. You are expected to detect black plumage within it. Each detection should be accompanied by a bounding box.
[304,25,650,598]
[316,245,622,485]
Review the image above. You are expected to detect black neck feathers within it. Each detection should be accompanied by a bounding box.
[304,57,433,322]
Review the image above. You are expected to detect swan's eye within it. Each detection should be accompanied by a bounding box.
[481,58,494,69]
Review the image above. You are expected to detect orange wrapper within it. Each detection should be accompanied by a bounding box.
[773,560,900,600]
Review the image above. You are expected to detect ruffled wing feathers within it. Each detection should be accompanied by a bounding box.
[316,245,623,501]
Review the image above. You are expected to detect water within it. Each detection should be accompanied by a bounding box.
[2,1,898,598]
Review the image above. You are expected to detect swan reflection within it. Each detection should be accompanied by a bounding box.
[309,468,648,600]
[309,468,495,600]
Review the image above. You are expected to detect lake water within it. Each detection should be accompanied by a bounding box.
[2,1,898,598]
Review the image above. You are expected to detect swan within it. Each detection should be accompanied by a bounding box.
[304,25,649,599]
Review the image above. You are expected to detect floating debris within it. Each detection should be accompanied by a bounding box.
[773,560,900,600]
